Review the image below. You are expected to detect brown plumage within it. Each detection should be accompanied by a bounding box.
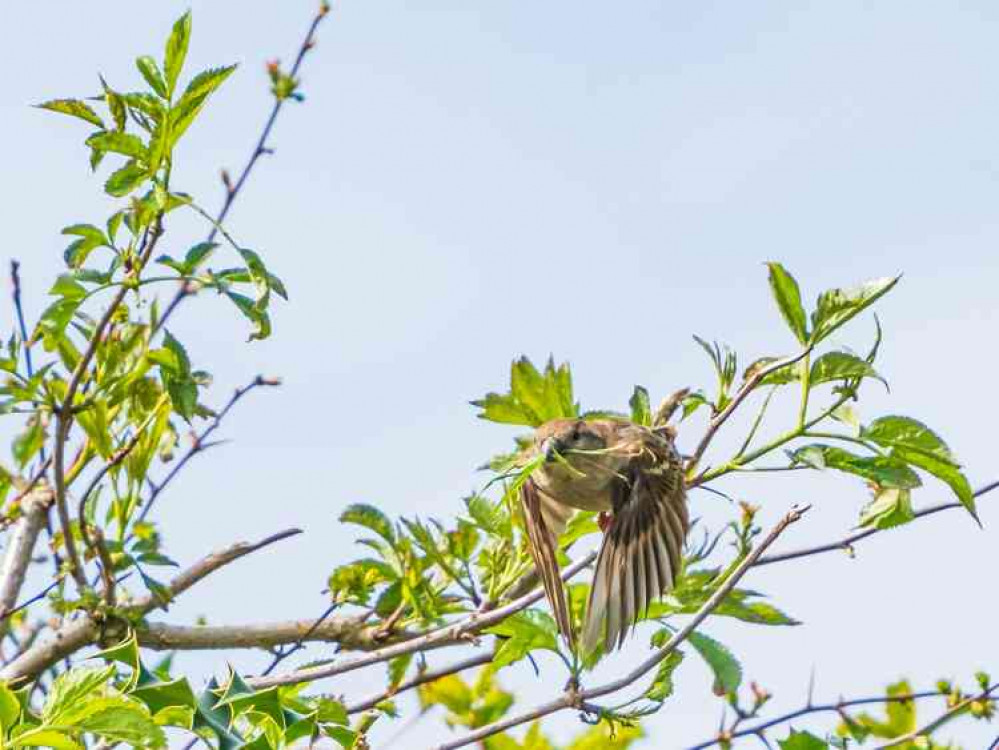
[519,418,688,653]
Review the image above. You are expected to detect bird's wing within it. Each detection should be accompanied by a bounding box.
[583,437,688,654]
[520,477,575,646]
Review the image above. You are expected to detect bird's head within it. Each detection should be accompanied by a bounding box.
[535,419,613,467]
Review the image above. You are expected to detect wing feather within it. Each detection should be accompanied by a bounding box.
[520,477,575,646]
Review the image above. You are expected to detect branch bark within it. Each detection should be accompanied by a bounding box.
[0,488,54,635]
[434,505,810,750]
[0,527,301,684]
[246,551,597,690]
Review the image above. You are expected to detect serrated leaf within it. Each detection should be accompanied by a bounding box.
[778,730,829,749]
[688,631,742,695]
[766,262,808,344]
[37,98,105,128]
[104,160,147,197]
[43,665,116,722]
[86,131,147,160]
[810,275,900,344]
[163,12,192,98]
[485,609,558,668]
[465,495,511,539]
[645,650,684,702]
[809,351,885,389]
[790,444,922,489]
[472,357,577,427]
[80,704,166,748]
[136,56,168,98]
[50,275,88,301]
[341,503,396,544]
[0,683,20,728]
[892,447,977,521]
[862,416,957,466]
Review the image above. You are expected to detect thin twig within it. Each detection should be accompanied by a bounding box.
[434,505,810,750]
[876,683,998,749]
[687,690,943,749]
[755,479,999,567]
[134,377,278,529]
[156,3,330,333]
[260,602,340,675]
[248,551,598,690]
[687,349,812,476]
[347,652,494,714]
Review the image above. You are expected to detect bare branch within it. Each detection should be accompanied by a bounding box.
[435,505,810,750]
[0,527,301,684]
[347,652,494,714]
[247,551,598,690]
[755,479,999,567]
[0,488,54,634]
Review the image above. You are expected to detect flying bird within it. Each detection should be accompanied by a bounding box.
[520,418,689,654]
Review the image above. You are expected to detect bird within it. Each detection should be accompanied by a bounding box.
[519,417,689,654]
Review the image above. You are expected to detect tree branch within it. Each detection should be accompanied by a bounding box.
[347,652,494,714]
[686,349,812,478]
[435,505,810,750]
[0,527,301,684]
[754,479,999,567]
[247,551,598,690]
[0,488,54,635]
[155,2,331,333]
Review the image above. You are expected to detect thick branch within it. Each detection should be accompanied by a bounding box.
[247,551,597,690]
[0,527,300,684]
[0,488,54,634]
[435,505,809,750]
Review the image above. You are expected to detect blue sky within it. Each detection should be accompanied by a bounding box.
[4,2,998,747]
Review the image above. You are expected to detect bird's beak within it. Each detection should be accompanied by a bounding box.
[541,437,562,463]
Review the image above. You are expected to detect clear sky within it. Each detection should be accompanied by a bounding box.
[4,2,998,747]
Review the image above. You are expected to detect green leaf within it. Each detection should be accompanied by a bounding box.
[485,609,559,668]
[809,351,885,389]
[465,495,511,539]
[629,385,652,426]
[472,357,577,426]
[645,650,684,702]
[101,78,127,131]
[341,503,396,544]
[861,416,957,466]
[0,682,20,728]
[80,704,166,748]
[687,631,742,695]
[766,262,808,344]
[12,728,82,749]
[778,729,829,749]
[892,447,977,521]
[136,56,168,98]
[169,65,237,145]
[858,487,914,530]
[810,275,900,344]
[224,290,271,341]
[132,677,198,714]
[43,665,115,722]
[104,160,147,197]
[163,12,192,98]
[61,223,107,245]
[790,444,922,489]
[49,275,88,301]
[86,131,147,160]
[36,99,105,128]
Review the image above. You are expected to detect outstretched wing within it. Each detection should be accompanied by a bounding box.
[520,477,575,646]
[583,435,688,653]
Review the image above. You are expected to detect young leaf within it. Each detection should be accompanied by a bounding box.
[766,262,808,344]
[810,275,900,344]
[892,448,977,521]
[858,487,914,530]
[687,631,742,695]
[341,503,396,544]
[36,99,105,128]
[645,650,684,702]
[485,609,559,668]
[809,351,885,389]
[163,12,192,98]
[86,131,148,160]
[104,161,148,197]
[629,385,652,426]
[136,56,168,98]
[778,730,829,750]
